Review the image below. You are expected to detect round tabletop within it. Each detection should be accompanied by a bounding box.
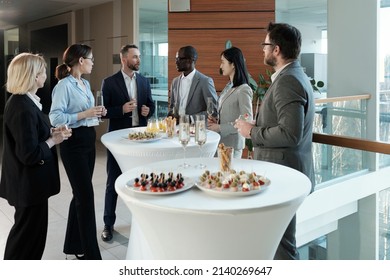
[101,127,221,172]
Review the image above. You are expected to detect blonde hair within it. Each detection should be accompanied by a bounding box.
[6,53,47,95]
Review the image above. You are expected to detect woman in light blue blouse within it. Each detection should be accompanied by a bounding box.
[49,44,106,260]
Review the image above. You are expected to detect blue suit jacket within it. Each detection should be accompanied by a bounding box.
[101,71,155,132]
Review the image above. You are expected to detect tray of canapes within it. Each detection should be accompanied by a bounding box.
[126,172,194,195]
[122,130,162,143]
[195,170,270,197]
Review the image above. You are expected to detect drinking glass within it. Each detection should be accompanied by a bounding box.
[158,117,167,133]
[178,114,190,168]
[195,114,207,169]
[95,90,104,122]
[57,124,71,140]
[146,117,159,133]
[207,97,215,118]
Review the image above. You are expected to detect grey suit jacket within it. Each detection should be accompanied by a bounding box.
[251,61,315,191]
[169,70,217,119]
[218,83,253,151]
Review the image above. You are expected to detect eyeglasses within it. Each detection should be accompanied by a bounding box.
[83,57,94,62]
[261,43,274,47]
[175,57,189,61]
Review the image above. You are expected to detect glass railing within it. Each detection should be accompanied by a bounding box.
[379,89,390,167]
[313,96,370,186]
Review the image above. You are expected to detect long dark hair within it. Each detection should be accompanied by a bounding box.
[220,47,249,88]
[55,44,92,80]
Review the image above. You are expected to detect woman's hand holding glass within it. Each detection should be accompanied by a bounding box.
[207,115,220,132]
[51,125,72,144]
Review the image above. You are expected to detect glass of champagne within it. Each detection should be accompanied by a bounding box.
[195,114,207,169]
[178,114,190,168]
[207,97,215,118]
[95,90,104,122]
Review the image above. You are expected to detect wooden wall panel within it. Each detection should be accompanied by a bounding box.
[168,29,269,92]
[168,0,275,94]
[169,12,274,30]
[189,0,274,12]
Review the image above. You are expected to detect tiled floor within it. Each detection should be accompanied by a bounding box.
[0,141,131,260]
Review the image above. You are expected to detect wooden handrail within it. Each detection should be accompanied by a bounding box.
[313,133,390,155]
[315,94,371,104]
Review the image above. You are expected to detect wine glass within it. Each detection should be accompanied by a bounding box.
[57,124,71,140]
[195,114,207,169]
[207,97,215,118]
[178,114,190,168]
[95,90,104,122]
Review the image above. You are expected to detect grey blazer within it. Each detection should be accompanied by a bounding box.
[218,83,253,152]
[251,61,315,190]
[169,70,217,118]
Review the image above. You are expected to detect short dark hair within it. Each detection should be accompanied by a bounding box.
[267,22,302,60]
[180,46,198,62]
[220,47,249,87]
[120,44,139,56]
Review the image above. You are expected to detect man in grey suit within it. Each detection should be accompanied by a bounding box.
[235,22,315,260]
[168,45,217,120]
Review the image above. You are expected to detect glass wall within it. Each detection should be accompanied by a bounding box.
[138,0,168,118]
[379,4,390,167]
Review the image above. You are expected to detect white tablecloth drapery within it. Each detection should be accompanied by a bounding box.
[115,157,311,260]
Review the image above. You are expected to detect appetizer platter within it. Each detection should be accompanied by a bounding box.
[126,172,194,195]
[122,130,162,143]
[196,170,270,197]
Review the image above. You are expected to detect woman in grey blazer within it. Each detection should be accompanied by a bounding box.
[208,47,253,158]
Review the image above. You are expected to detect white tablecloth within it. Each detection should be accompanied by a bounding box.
[101,127,220,172]
[115,157,311,260]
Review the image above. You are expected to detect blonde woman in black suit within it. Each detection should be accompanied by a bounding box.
[0,53,71,259]
[207,47,253,158]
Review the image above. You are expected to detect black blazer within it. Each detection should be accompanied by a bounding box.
[102,71,155,132]
[0,95,60,207]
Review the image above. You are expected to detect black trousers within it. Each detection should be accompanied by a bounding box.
[60,126,101,260]
[274,215,300,260]
[4,202,48,260]
[103,150,121,227]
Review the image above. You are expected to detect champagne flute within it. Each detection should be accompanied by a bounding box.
[178,114,190,168]
[195,114,207,169]
[95,90,104,122]
[207,97,215,118]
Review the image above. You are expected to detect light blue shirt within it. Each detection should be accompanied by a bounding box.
[49,75,98,128]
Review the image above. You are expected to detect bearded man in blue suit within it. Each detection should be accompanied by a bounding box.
[100,44,155,241]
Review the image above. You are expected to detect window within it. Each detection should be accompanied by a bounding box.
[138,0,168,118]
